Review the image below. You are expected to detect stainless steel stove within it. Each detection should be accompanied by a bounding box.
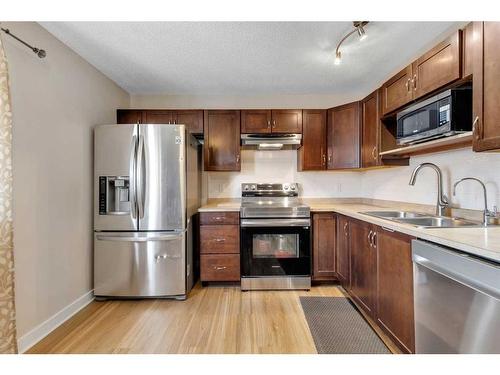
[240,183,311,291]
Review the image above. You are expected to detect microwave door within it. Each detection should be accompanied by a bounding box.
[94,124,138,231]
[138,124,186,231]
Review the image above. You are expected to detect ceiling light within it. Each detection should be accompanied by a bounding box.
[334,50,342,65]
[334,21,369,66]
[357,25,367,41]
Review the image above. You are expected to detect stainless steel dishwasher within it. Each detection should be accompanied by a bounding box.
[412,239,500,353]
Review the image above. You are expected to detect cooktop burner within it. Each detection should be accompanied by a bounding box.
[240,183,310,218]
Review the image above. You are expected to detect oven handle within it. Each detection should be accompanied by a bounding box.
[240,218,311,227]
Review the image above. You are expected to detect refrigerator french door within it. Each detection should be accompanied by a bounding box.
[94,124,198,299]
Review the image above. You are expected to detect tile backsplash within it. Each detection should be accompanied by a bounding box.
[206,147,500,212]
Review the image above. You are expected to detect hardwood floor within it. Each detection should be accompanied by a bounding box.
[27,283,395,354]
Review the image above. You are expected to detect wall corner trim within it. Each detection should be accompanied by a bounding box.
[17,290,95,353]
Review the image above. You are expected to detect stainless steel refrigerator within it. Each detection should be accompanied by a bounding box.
[93,124,200,300]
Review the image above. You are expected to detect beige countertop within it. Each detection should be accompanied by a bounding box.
[198,198,500,263]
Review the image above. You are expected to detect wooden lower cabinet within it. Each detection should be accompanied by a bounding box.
[375,227,415,353]
[349,219,377,318]
[342,216,415,353]
[199,212,240,283]
[312,213,337,281]
[200,254,240,282]
[336,215,350,288]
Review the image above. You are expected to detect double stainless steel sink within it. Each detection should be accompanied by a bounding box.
[361,210,483,228]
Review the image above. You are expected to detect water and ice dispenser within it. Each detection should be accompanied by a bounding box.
[99,176,131,215]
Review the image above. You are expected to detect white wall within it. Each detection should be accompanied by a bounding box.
[130,93,358,110]
[3,22,130,340]
[361,148,500,212]
[207,149,361,198]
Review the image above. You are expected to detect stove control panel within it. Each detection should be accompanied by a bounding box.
[241,183,299,197]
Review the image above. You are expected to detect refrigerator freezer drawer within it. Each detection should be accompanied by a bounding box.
[94,231,186,298]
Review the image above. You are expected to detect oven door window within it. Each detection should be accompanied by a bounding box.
[252,234,299,258]
[241,225,311,277]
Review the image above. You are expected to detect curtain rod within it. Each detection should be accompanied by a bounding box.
[1,27,46,58]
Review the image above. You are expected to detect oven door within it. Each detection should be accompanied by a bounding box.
[240,218,311,277]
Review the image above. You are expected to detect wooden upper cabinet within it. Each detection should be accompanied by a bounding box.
[204,110,241,171]
[241,110,272,134]
[271,110,303,133]
[361,91,380,168]
[117,109,203,134]
[312,213,337,281]
[462,22,475,78]
[413,30,462,100]
[381,65,414,115]
[144,110,175,124]
[336,215,350,289]
[298,110,327,170]
[327,102,360,169]
[117,109,143,124]
[349,219,377,318]
[381,30,463,116]
[174,110,204,134]
[375,227,415,353]
[473,22,500,152]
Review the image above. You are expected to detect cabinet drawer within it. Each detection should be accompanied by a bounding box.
[200,212,239,225]
[200,225,240,254]
[201,254,240,281]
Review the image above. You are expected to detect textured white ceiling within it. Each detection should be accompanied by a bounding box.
[40,22,461,96]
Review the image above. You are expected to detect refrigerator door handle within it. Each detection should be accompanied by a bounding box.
[137,134,145,219]
[96,233,185,242]
[129,135,137,219]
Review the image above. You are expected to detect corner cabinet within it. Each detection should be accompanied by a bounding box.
[327,102,361,169]
[203,110,241,171]
[472,22,500,152]
[298,110,327,170]
[312,213,337,281]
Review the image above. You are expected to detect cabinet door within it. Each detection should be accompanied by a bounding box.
[349,220,376,317]
[298,110,327,170]
[117,109,143,124]
[413,30,462,100]
[327,102,360,169]
[336,215,350,288]
[174,110,203,134]
[312,213,337,281]
[375,228,415,353]
[204,110,241,171]
[271,110,303,133]
[462,22,475,78]
[381,65,413,115]
[241,110,272,134]
[361,91,380,168]
[143,110,175,124]
[473,22,500,152]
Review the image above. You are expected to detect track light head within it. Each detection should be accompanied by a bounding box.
[334,50,342,65]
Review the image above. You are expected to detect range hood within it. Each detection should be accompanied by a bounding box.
[241,134,302,150]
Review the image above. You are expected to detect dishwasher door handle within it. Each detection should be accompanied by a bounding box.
[413,242,500,301]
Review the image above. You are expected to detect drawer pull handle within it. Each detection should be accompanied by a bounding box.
[214,238,226,242]
[381,226,395,233]
[214,266,227,270]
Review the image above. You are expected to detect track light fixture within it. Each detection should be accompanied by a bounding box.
[334,21,369,65]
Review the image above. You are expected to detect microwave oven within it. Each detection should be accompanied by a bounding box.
[396,87,472,145]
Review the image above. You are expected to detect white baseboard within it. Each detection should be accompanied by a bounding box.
[17,290,94,353]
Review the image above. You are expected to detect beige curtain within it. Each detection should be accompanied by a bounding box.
[0,34,17,354]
